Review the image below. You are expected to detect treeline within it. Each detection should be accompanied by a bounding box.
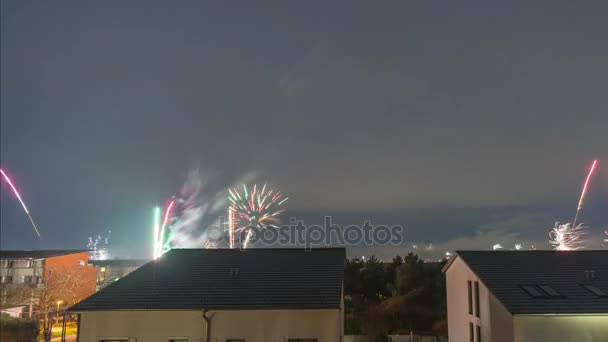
[344,253,447,337]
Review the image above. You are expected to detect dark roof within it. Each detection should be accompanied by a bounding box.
[70,248,345,311]
[0,250,89,259]
[89,259,150,267]
[451,250,608,314]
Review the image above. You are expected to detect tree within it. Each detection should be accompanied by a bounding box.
[390,253,425,296]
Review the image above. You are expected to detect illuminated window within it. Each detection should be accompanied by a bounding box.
[100,267,106,273]
[467,281,473,314]
[582,284,607,297]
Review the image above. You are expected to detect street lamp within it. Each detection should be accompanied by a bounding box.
[56,300,63,323]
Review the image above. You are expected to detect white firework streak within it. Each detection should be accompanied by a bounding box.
[492,244,504,250]
[549,222,587,251]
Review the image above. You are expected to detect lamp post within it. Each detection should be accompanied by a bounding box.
[56,300,63,323]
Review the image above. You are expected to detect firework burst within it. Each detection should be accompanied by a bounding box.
[88,230,111,260]
[549,222,587,251]
[228,184,288,248]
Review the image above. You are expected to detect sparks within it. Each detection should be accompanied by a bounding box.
[88,230,111,260]
[228,183,288,248]
[549,222,587,251]
[0,168,41,238]
[572,159,598,227]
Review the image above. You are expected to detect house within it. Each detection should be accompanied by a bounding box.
[443,250,608,342]
[88,259,149,291]
[69,248,346,342]
[0,250,97,318]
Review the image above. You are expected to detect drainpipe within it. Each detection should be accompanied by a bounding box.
[202,309,216,342]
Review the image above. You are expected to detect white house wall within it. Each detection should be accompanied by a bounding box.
[446,257,514,342]
[79,309,342,342]
[513,315,608,342]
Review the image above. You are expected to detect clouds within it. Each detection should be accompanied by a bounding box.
[1,1,606,256]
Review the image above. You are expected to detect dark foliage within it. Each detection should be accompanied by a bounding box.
[0,314,40,342]
[344,253,447,335]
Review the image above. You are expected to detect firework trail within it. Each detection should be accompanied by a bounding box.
[572,159,598,227]
[153,207,161,259]
[228,183,288,248]
[549,222,587,251]
[0,169,41,238]
[88,231,111,260]
[157,199,176,256]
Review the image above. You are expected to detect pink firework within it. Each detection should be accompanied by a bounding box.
[0,168,41,238]
[572,159,598,227]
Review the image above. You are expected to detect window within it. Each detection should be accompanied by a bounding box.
[476,324,481,342]
[49,266,54,275]
[0,276,5,283]
[582,284,607,297]
[474,281,480,317]
[78,260,86,267]
[5,276,13,284]
[538,285,562,298]
[467,280,473,314]
[25,260,33,268]
[169,338,189,342]
[521,285,544,298]
[0,260,7,268]
[8,260,15,268]
[24,276,33,284]
[469,322,474,342]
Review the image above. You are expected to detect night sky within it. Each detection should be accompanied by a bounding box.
[1,1,606,259]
